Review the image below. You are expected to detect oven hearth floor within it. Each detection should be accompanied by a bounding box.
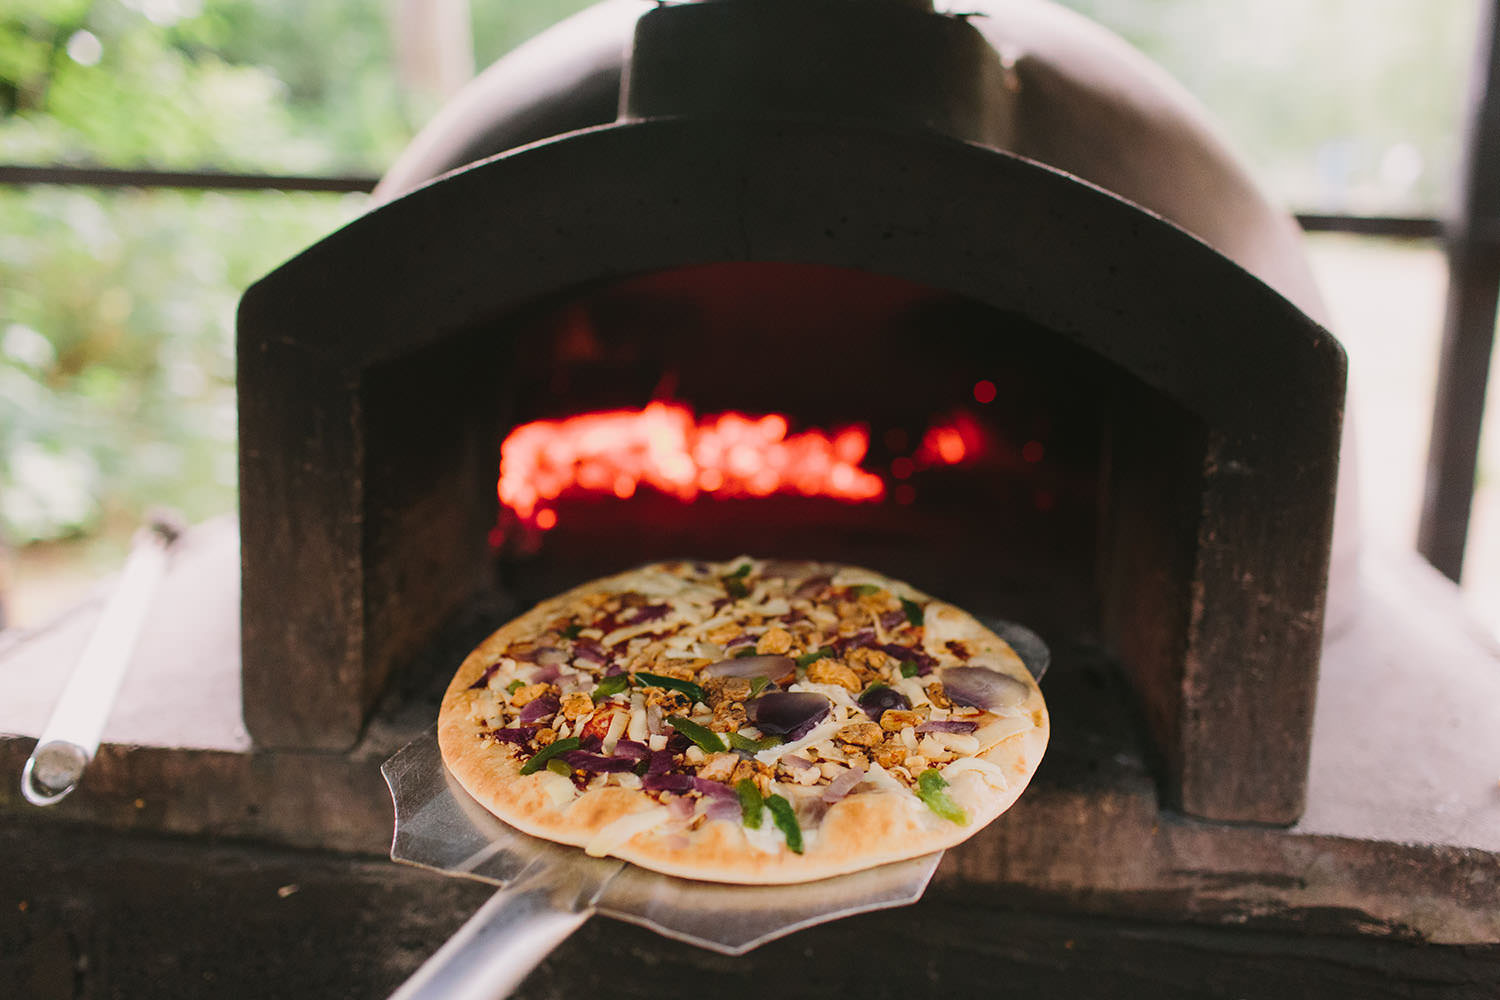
[1,517,1497,952]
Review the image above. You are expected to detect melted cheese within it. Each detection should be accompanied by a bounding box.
[584,806,671,857]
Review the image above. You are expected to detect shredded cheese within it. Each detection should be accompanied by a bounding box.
[755,719,842,766]
[533,771,577,806]
[940,756,1010,789]
[601,709,628,755]
[975,716,1033,752]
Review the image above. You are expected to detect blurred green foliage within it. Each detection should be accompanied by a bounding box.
[0,0,589,545]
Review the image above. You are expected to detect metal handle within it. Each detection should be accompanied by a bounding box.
[388,865,592,1000]
[21,511,182,805]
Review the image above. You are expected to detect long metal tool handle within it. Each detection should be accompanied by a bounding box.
[21,512,182,805]
[388,865,592,1000]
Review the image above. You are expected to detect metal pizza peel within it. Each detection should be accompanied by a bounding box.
[381,619,1049,1000]
[381,729,942,999]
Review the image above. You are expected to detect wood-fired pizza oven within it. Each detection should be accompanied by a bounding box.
[236,0,1343,827]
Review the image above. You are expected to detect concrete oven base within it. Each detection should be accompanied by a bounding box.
[1,518,1498,996]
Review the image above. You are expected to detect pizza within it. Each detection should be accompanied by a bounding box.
[438,558,1048,884]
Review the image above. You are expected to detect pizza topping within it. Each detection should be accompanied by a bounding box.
[805,658,861,692]
[510,683,553,708]
[559,692,594,721]
[834,721,884,748]
[821,765,866,802]
[736,779,765,828]
[634,672,707,706]
[878,708,927,732]
[728,731,782,753]
[916,719,978,734]
[484,727,534,746]
[518,737,581,775]
[667,714,727,753]
[468,662,503,690]
[915,768,968,824]
[584,806,672,857]
[900,597,925,627]
[748,691,830,738]
[857,683,911,719]
[798,644,834,668]
[562,750,639,774]
[592,674,630,699]
[764,793,804,853]
[755,626,794,655]
[701,654,793,681]
[938,666,1030,711]
[518,693,560,725]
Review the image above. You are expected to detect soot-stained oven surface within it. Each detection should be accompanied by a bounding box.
[237,115,1342,826]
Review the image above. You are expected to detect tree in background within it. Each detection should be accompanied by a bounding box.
[0,0,589,555]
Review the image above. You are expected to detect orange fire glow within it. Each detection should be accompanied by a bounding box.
[498,402,885,527]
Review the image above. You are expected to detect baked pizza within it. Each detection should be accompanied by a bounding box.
[438,558,1048,884]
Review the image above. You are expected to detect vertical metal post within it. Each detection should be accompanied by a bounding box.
[1419,0,1500,580]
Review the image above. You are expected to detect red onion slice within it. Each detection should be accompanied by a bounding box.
[749,692,831,737]
[701,654,794,680]
[822,766,867,802]
[560,751,638,773]
[857,684,910,720]
[692,777,736,800]
[938,666,1030,711]
[517,694,559,725]
[643,772,695,794]
[610,739,650,762]
[781,754,816,773]
[916,720,979,734]
[704,796,743,823]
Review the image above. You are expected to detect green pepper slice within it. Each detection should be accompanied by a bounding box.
[634,672,707,705]
[518,737,581,775]
[764,793,804,853]
[559,624,584,639]
[916,768,968,824]
[899,661,920,678]
[729,731,782,753]
[723,562,753,600]
[546,758,573,777]
[591,674,630,699]
[505,678,525,694]
[900,598,925,627]
[850,583,882,598]
[666,714,726,753]
[747,676,772,699]
[735,779,764,829]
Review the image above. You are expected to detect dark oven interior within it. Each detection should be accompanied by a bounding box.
[473,261,1123,637]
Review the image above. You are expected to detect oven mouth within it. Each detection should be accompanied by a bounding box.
[389,260,1130,639]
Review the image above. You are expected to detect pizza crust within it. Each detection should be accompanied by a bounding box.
[438,561,1049,885]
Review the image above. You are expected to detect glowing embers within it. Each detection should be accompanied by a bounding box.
[498,402,884,530]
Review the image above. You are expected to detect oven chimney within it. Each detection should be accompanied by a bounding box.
[619,0,1011,148]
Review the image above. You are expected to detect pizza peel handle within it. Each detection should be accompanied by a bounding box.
[386,866,594,1000]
